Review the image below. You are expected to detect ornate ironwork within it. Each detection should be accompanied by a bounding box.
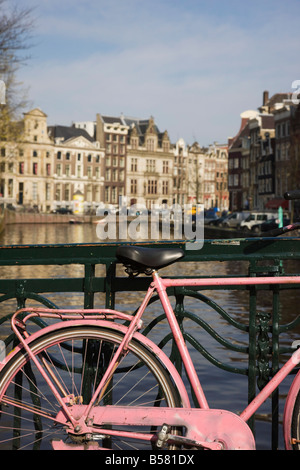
[0,237,299,449]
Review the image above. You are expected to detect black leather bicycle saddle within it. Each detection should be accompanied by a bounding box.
[116,245,185,275]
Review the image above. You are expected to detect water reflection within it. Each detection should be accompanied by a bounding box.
[0,223,299,449]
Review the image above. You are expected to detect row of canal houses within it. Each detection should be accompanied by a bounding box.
[228,91,300,212]
[0,89,300,215]
[0,108,228,213]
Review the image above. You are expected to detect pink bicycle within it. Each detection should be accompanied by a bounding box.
[0,195,300,450]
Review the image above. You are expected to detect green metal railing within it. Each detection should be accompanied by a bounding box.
[0,236,300,449]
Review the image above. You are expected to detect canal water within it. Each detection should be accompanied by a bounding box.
[0,222,300,450]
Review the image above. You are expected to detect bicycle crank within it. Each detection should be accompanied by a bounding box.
[156,424,224,450]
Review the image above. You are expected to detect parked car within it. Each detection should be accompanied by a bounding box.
[252,217,291,234]
[204,212,219,224]
[240,212,276,231]
[207,215,228,226]
[221,211,250,229]
[53,207,73,214]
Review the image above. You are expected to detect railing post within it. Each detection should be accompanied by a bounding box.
[271,260,284,450]
[84,264,95,309]
[105,262,116,309]
[248,267,258,435]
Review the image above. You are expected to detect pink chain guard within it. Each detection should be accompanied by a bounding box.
[52,405,255,450]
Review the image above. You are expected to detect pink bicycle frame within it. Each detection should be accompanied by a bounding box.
[157,273,300,449]
[77,273,300,447]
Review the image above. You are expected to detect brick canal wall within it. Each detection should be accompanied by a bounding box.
[3,210,252,239]
[4,210,95,225]
[2,210,263,239]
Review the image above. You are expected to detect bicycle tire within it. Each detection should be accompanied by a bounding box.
[290,389,300,449]
[0,324,182,450]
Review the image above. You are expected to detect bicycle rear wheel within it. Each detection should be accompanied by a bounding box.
[0,325,181,450]
[289,390,300,449]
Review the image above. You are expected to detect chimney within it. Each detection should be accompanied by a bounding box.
[263,91,269,106]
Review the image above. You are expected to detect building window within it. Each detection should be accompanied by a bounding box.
[55,185,61,201]
[131,137,138,149]
[146,138,155,152]
[112,169,118,181]
[95,186,100,202]
[8,179,13,197]
[65,184,70,201]
[148,180,157,194]
[105,186,110,202]
[0,179,4,196]
[33,163,38,175]
[146,159,156,172]
[162,141,169,152]
[19,162,24,174]
[131,158,137,172]
[162,181,169,195]
[163,161,169,174]
[111,186,117,203]
[130,179,137,194]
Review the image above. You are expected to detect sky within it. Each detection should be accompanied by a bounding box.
[11,0,300,146]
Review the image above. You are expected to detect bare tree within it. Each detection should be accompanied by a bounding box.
[0,0,34,140]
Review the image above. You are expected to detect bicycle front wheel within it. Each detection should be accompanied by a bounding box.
[0,325,182,450]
